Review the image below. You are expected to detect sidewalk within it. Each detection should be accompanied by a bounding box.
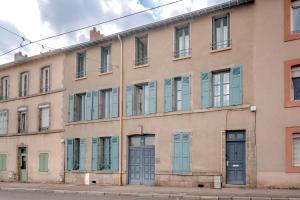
[0,182,299,199]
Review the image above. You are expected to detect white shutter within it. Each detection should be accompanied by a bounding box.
[293,137,300,166]
[2,112,7,134]
[292,66,300,78]
[0,112,3,134]
[41,108,49,128]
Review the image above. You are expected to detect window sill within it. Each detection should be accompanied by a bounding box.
[92,170,116,174]
[172,55,192,61]
[210,46,232,54]
[285,100,300,108]
[39,171,49,175]
[98,71,113,76]
[172,172,192,176]
[285,32,300,42]
[133,63,149,69]
[75,77,87,81]
[67,118,119,126]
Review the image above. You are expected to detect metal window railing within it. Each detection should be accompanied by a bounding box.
[173,48,192,58]
[98,64,113,74]
[211,40,232,50]
[76,70,86,78]
[135,57,148,66]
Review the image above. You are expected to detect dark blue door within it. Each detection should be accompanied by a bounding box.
[226,131,246,185]
[128,135,155,185]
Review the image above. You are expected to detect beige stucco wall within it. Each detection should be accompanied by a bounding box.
[63,4,256,187]
[0,54,65,183]
[252,0,300,188]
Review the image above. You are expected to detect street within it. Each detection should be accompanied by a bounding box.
[0,190,173,200]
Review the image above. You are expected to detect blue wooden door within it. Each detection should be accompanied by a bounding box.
[226,131,246,185]
[128,135,155,185]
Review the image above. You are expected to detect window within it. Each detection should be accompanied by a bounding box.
[292,66,300,100]
[0,110,8,134]
[0,154,6,171]
[100,46,112,73]
[291,0,300,34]
[41,66,50,93]
[1,76,9,100]
[212,14,230,50]
[39,153,48,172]
[74,93,86,121]
[201,66,242,109]
[134,83,149,115]
[126,81,157,116]
[286,127,300,172]
[66,138,85,171]
[91,136,119,171]
[76,52,86,78]
[213,71,230,107]
[173,132,190,173]
[39,104,50,131]
[174,78,182,111]
[19,72,29,97]
[99,89,112,119]
[18,107,27,133]
[174,25,190,58]
[135,35,148,65]
[284,59,300,107]
[164,76,190,112]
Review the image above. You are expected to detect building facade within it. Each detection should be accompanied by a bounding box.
[0,0,300,188]
[0,51,65,183]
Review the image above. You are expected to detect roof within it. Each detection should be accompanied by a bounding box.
[0,0,254,69]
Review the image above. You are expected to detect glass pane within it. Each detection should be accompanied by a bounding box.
[214,85,220,96]
[213,74,220,85]
[223,72,230,84]
[145,136,155,146]
[214,96,220,107]
[223,84,230,95]
[144,85,149,115]
[129,136,142,147]
[292,7,300,33]
[223,95,229,106]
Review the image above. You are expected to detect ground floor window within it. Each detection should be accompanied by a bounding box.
[91,136,119,172]
[0,154,7,171]
[39,153,48,172]
[172,132,190,173]
[66,138,86,171]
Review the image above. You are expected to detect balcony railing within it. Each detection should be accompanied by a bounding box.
[135,57,148,66]
[75,70,86,78]
[211,40,232,50]
[173,48,192,58]
[98,64,113,74]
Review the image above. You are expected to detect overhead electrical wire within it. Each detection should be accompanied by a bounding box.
[0,0,184,57]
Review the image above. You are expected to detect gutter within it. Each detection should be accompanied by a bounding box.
[118,34,124,186]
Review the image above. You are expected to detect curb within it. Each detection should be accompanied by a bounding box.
[0,187,299,200]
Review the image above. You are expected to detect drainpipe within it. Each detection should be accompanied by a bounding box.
[118,34,123,186]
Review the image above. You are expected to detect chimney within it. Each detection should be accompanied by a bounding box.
[90,27,103,41]
[14,51,28,61]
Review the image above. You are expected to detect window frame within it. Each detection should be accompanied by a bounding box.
[74,93,86,121]
[40,66,50,93]
[76,52,86,78]
[212,70,230,107]
[99,137,112,171]
[133,83,150,115]
[0,110,8,135]
[284,0,300,41]
[286,127,300,172]
[174,24,191,58]
[19,71,29,97]
[212,13,230,50]
[18,106,28,133]
[99,89,113,119]
[135,34,148,66]
[38,153,49,172]
[284,58,300,107]
[100,46,112,73]
[0,154,7,171]
[38,104,50,131]
[0,76,9,100]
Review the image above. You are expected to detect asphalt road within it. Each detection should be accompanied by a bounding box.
[0,190,174,200]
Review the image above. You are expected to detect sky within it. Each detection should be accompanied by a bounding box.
[0,0,228,64]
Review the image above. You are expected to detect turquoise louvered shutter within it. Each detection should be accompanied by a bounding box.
[85,92,93,120]
[92,91,99,120]
[149,81,157,114]
[173,133,182,172]
[68,95,74,122]
[67,139,73,171]
[230,65,243,106]
[91,138,98,171]
[126,85,133,116]
[182,75,191,111]
[79,138,86,171]
[111,87,119,118]
[111,136,119,172]
[201,72,211,108]
[164,78,173,112]
[181,132,190,172]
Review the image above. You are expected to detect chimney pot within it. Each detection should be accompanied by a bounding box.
[14,51,27,61]
[90,27,103,41]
